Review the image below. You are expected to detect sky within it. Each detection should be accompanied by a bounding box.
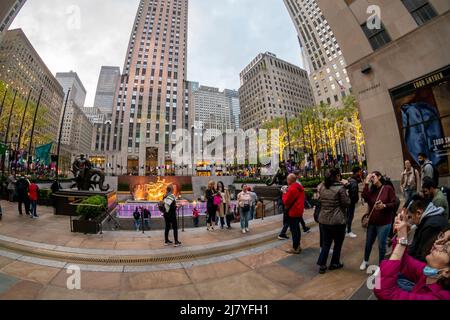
[11,0,304,106]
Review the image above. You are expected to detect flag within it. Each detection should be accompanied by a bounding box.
[0,143,6,156]
[35,143,52,166]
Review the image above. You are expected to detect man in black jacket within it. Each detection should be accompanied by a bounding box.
[345,167,362,238]
[407,195,449,262]
[16,175,30,216]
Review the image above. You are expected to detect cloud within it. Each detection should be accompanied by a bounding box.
[11,0,303,104]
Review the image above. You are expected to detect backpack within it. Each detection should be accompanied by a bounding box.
[427,163,440,187]
[157,201,166,215]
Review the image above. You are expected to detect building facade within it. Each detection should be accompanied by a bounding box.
[224,89,240,130]
[316,0,450,184]
[239,52,315,131]
[93,66,121,115]
[0,0,26,41]
[192,85,234,142]
[284,0,352,107]
[0,29,64,149]
[109,0,189,176]
[55,72,93,160]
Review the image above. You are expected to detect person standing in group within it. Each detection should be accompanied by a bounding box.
[400,160,420,205]
[7,172,17,202]
[28,179,40,219]
[205,181,218,231]
[418,153,437,187]
[316,169,351,274]
[422,177,449,221]
[217,181,231,229]
[346,167,362,238]
[248,186,257,221]
[143,207,151,231]
[237,184,253,234]
[282,174,306,254]
[15,175,30,216]
[133,207,141,232]
[163,185,181,247]
[360,171,397,270]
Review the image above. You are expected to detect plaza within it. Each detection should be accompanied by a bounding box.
[0,200,377,300]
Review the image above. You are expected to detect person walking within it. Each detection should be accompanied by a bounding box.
[237,184,252,234]
[294,171,311,234]
[316,168,351,274]
[163,185,181,247]
[143,207,151,230]
[28,179,40,219]
[360,171,397,270]
[217,181,231,229]
[205,181,218,231]
[15,175,30,216]
[400,160,420,205]
[248,186,257,221]
[282,174,306,254]
[346,167,362,238]
[7,172,17,202]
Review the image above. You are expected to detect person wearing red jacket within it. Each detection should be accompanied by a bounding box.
[28,179,40,219]
[282,174,305,254]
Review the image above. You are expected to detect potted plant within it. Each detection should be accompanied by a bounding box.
[72,195,107,234]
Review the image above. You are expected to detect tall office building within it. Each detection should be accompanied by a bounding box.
[192,85,234,142]
[316,0,449,183]
[224,89,240,130]
[239,52,315,131]
[93,66,121,114]
[284,0,352,107]
[0,0,26,39]
[55,72,93,158]
[0,29,64,148]
[109,0,189,176]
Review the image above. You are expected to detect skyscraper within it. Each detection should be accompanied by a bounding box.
[109,0,189,176]
[224,89,240,130]
[284,0,352,107]
[93,66,121,115]
[0,0,26,39]
[239,52,314,131]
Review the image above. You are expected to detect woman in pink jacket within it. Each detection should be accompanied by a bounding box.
[374,211,450,300]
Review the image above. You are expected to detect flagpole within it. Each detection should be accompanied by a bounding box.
[2,89,17,175]
[17,88,32,152]
[56,88,71,183]
[27,88,43,175]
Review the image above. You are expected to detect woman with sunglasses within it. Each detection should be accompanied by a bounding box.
[374,215,450,300]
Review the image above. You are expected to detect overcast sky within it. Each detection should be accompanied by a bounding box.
[11,0,304,106]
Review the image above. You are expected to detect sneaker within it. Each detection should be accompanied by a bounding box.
[346,232,357,238]
[329,263,344,271]
[319,266,327,274]
[227,226,232,230]
[165,240,173,246]
[174,241,182,247]
[242,229,246,234]
[303,227,311,234]
[360,261,369,271]
[278,234,289,240]
[245,228,249,232]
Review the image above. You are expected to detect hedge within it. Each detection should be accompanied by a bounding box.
[76,196,107,220]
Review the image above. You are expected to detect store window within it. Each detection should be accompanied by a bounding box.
[391,66,450,177]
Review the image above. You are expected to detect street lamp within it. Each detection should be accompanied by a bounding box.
[56,88,71,183]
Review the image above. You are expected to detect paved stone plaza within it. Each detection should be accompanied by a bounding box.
[0,200,380,300]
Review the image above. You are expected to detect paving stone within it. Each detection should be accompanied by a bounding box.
[1,261,60,285]
[0,280,43,300]
[124,269,192,290]
[118,284,201,300]
[186,259,250,282]
[0,273,19,294]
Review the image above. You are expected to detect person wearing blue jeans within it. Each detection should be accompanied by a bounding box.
[240,207,251,231]
[364,223,392,264]
[237,185,253,234]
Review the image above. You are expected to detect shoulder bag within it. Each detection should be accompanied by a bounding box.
[361,186,385,229]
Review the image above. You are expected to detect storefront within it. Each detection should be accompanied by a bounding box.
[390,65,450,177]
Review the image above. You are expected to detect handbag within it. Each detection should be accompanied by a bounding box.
[313,201,321,223]
[213,194,222,206]
[361,186,385,229]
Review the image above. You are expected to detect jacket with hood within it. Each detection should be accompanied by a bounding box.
[375,238,450,300]
[421,159,434,186]
[409,203,449,262]
[282,182,305,218]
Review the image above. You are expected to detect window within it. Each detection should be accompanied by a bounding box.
[402,0,437,26]
[361,22,391,50]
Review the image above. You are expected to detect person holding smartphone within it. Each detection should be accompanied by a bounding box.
[360,171,397,271]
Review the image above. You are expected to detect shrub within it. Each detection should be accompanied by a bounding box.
[38,189,52,200]
[76,195,107,220]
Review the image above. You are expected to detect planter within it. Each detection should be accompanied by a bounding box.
[71,212,107,234]
[38,198,53,206]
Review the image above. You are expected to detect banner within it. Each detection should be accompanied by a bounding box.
[0,143,6,156]
[35,143,53,166]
